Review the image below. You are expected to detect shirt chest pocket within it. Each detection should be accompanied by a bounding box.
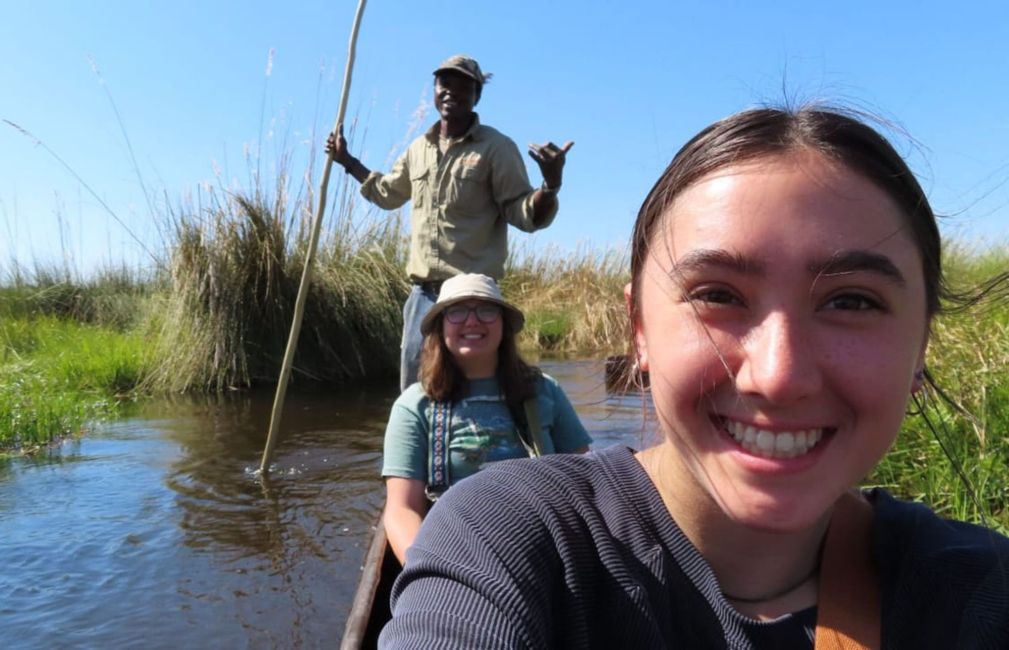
[448,163,490,212]
[409,167,431,210]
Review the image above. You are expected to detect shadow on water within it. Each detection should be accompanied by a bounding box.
[0,360,650,648]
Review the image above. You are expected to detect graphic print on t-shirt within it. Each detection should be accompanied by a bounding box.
[448,392,526,481]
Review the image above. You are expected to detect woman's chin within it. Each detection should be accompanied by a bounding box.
[453,350,498,377]
[717,489,836,534]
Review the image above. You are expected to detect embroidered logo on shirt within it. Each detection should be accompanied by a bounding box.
[460,152,482,169]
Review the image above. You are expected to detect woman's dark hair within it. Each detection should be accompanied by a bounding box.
[629,107,945,328]
[419,312,540,409]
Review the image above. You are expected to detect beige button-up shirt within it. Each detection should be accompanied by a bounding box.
[360,116,556,282]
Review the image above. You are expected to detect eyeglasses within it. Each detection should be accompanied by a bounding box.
[444,304,503,324]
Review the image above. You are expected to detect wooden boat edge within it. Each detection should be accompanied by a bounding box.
[340,514,393,649]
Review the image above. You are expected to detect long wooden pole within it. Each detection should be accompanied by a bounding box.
[260,0,368,474]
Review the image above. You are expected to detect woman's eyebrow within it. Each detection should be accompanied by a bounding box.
[669,248,906,287]
[811,250,906,286]
[669,249,765,277]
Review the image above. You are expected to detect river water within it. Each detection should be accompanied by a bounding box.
[1,359,653,649]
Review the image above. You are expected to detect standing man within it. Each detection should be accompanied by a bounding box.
[327,54,573,391]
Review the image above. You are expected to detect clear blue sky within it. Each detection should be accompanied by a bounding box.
[2,0,1007,275]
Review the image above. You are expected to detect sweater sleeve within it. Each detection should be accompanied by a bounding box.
[379,467,556,649]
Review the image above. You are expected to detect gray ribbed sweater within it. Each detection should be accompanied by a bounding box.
[380,445,1009,649]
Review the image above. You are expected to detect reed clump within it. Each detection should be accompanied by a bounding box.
[504,243,630,354]
[142,176,408,393]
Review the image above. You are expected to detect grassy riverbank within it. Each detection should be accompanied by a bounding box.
[3,202,1008,530]
[0,298,149,451]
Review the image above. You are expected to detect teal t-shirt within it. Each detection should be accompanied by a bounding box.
[381,374,592,487]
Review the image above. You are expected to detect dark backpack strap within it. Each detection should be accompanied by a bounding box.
[506,371,549,459]
[522,397,546,458]
[425,400,452,502]
[814,490,880,650]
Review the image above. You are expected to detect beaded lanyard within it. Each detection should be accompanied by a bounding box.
[425,395,545,501]
[425,400,452,501]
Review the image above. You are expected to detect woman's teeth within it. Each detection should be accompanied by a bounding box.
[724,420,824,459]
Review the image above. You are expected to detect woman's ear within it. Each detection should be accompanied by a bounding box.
[624,282,649,371]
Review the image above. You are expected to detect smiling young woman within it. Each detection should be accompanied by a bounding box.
[379,109,1009,649]
[634,151,929,534]
[379,273,591,565]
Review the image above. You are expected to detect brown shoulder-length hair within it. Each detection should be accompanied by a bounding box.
[419,313,541,410]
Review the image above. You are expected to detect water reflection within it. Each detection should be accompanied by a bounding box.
[153,388,398,647]
[160,388,394,559]
[1,360,651,648]
[538,358,656,450]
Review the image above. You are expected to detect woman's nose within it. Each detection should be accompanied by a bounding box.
[734,312,822,404]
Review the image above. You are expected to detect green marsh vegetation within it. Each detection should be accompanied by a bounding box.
[2,122,1007,530]
[1,135,411,450]
[143,177,408,393]
[4,221,1008,532]
[0,268,151,452]
[505,242,630,353]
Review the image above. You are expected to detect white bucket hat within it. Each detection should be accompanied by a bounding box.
[420,273,524,335]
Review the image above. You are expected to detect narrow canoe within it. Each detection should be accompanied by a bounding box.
[340,516,401,649]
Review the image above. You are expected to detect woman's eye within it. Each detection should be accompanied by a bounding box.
[688,288,742,306]
[824,293,882,311]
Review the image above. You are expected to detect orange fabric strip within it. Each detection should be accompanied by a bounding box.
[814,490,881,650]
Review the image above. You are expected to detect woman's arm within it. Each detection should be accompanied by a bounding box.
[382,468,556,649]
[383,477,429,565]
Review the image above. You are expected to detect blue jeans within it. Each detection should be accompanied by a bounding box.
[400,284,439,392]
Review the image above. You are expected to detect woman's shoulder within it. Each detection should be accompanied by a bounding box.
[415,446,654,566]
[870,490,1009,589]
[441,445,640,509]
[870,488,1009,560]
[869,489,1009,643]
[391,382,432,413]
[535,371,565,394]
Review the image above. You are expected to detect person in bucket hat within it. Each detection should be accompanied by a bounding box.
[379,274,591,565]
[419,273,524,336]
[327,55,574,392]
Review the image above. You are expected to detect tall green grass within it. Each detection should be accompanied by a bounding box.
[1,272,152,451]
[1,264,151,328]
[0,312,148,452]
[2,157,1008,535]
[141,175,408,393]
[504,243,630,354]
